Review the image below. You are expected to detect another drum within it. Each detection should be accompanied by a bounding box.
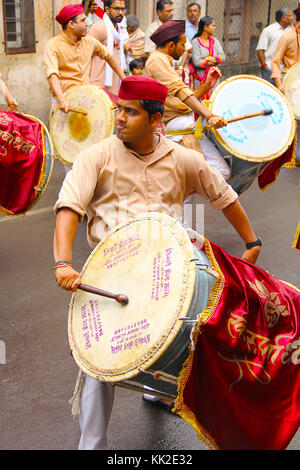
[0,111,54,216]
[68,212,217,395]
[283,62,300,119]
[50,85,115,167]
[207,75,295,194]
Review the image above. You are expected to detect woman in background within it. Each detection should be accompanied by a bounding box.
[190,16,225,99]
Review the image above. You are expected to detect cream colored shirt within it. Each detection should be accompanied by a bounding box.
[43,33,113,95]
[54,135,237,248]
[145,50,194,124]
[271,26,300,79]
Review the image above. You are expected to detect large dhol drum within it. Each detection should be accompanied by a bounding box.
[283,62,300,119]
[207,75,295,194]
[50,85,115,167]
[68,213,217,396]
[0,111,54,216]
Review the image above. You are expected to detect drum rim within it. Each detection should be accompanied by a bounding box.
[209,74,296,162]
[51,85,115,168]
[283,62,300,120]
[68,212,197,382]
[24,114,55,213]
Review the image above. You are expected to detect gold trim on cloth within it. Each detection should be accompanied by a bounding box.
[173,236,225,451]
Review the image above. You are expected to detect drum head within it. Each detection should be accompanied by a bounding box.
[209,75,295,162]
[50,85,115,167]
[283,62,300,120]
[68,212,196,382]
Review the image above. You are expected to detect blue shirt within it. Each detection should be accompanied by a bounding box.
[186,20,198,42]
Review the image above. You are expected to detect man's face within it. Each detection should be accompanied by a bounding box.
[106,0,126,24]
[158,4,174,23]
[115,99,152,143]
[187,5,201,25]
[71,14,88,37]
[281,10,294,27]
[169,34,186,60]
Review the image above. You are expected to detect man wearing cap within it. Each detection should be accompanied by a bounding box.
[43,4,125,114]
[52,75,261,450]
[145,20,231,180]
[272,4,300,163]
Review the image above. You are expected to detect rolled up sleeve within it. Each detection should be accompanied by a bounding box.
[54,146,103,220]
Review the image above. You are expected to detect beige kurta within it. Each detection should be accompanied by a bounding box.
[271,26,300,79]
[54,135,237,248]
[43,32,112,96]
[145,50,194,125]
[88,20,122,95]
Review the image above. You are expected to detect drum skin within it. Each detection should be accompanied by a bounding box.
[50,85,115,167]
[283,62,300,120]
[208,75,295,163]
[68,213,216,386]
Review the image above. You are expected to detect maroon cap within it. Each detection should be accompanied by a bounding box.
[294,3,300,19]
[150,20,186,46]
[118,76,168,104]
[55,4,84,26]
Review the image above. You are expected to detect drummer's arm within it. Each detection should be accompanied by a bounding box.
[53,208,82,292]
[183,94,226,129]
[271,37,286,93]
[48,74,69,113]
[193,66,221,100]
[222,199,261,264]
[106,55,126,80]
[0,78,18,112]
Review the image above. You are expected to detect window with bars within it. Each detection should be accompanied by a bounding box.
[3,0,36,54]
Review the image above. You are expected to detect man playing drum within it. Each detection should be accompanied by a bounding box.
[43,4,125,116]
[52,75,262,450]
[144,20,231,181]
[271,4,300,164]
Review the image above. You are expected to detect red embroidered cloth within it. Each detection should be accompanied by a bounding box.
[0,111,45,215]
[258,138,296,191]
[175,238,300,450]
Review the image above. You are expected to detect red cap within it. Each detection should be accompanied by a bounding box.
[150,20,186,46]
[55,4,84,26]
[118,76,168,104]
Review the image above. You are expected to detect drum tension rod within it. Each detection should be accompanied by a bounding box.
[178,317,198,325]
[189,260,219,279]
[34,187,43,192]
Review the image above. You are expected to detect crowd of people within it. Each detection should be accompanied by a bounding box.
[1,0,299,451]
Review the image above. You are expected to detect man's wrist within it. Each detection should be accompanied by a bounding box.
[245,237,262,250]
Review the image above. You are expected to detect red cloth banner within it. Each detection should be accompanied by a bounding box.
[0,111,45,215]
[94,0,104,18]
[258,138,296,191]
[175,238,300,450]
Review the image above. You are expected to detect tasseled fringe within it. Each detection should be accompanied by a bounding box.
[69,369,85,417]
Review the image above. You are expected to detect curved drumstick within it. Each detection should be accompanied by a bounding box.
[227,108,273,124]
[78,283,129,305]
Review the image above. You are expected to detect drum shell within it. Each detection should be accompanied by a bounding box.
[207,129,267,195]
[131,245,215,395]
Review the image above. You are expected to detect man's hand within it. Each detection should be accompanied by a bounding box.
[7,104,18,113]
[205,66,221,90]
[206,56,218,66]
[55,265,82,293]
[58,98,69,113]
[241,246,261,265]
[124,43,132,53]
[207,114,227,129]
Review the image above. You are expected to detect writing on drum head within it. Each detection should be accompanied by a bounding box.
[110,318,150,355]
[151,248,173,301]
[81,300,103,351]
[104,234,141,270]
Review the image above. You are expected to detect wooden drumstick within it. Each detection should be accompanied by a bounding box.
[227,108,273,124]
[68,108,88,116]
[78,283,129,305]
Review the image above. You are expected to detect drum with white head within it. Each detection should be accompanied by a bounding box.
[207,75,295,194]
[68,212,217,396]
[50,85,116,168]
